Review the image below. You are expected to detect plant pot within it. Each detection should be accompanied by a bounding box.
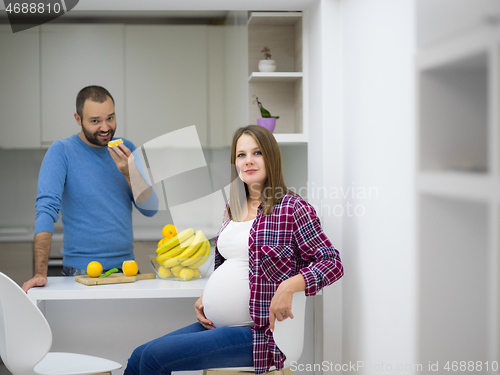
[258,59,276,72]
[257,118,276,133]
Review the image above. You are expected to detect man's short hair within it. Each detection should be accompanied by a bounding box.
[76,86,115,119]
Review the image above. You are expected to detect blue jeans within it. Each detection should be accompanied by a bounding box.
[124,322,253,375]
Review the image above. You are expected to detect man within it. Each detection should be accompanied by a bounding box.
[23,86,158,292]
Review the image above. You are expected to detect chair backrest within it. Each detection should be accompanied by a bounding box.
[273,291,307,368]
[0,272,52,375]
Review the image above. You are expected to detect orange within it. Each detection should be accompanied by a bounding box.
[87,261,103,278]
[158,238,168,247]
[162,224,178,239]
[122,260,139,276]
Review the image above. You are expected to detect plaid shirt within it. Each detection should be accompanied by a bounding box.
[214,194,344,374]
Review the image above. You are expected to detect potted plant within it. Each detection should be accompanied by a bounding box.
[253,95,279,133]
[258,46,277,72]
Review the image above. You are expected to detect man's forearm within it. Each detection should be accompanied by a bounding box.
[126,174,152,203]
[127,157,152,203]
[33,232,52,277]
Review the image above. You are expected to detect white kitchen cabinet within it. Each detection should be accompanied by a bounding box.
[124,25,209,148]
[0,25,40,149]
[416,22,500,367]
[247,12,307,143]
[207,16,248,149]
[40,24,125,146]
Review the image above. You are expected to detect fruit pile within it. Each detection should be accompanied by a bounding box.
[154,227,211,281]
[86,260,138,278]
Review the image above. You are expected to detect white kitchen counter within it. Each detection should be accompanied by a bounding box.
[28,276,208,302]
[28,276,210,375]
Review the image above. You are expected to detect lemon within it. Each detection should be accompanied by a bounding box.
[108,139,123,148]
[171,264,184,277]
[122,260,138,276]
[162,224,178,239]
[179,268,194,281]
[158,266,172,279]
[87,261,103,278]
[192,268,201,278]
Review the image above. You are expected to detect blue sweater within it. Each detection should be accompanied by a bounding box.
[35,134,158,271]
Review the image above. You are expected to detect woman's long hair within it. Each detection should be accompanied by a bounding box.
[227,125,297,221]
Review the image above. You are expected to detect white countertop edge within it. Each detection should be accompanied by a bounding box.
[28,277,207,301]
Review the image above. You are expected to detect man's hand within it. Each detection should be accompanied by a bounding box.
[22,275,47,293]
[109,143,153,204]
[108,143,132,177]
[195,295,215,329]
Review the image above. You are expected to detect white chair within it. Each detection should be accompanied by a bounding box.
[204,291,307,375]
[0,272,122,375]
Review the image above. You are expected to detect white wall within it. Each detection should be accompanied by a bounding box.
[340,0,416,373]
[306,0,344,371]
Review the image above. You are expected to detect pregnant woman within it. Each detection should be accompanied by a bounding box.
[125,125,343,375]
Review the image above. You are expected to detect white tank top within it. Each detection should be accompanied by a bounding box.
[202,219,254,328]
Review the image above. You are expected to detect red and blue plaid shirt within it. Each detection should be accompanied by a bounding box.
[214,194,344,374]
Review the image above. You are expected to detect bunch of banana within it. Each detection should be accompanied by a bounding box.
[155,228,211,280]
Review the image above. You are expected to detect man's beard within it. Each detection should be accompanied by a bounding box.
[81,123,116,147]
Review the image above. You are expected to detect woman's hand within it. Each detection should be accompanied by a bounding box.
[195,295,215,329]
[269,288,294,333]
[269,274,306,332]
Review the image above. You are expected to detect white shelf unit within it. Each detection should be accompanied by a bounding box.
[416,25,500,371]
[247,12,306,143]
[248,72,303,82]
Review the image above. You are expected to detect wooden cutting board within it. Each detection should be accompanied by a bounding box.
[75,272,156,286]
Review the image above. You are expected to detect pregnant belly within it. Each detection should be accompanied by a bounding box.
[202,260,253,328]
